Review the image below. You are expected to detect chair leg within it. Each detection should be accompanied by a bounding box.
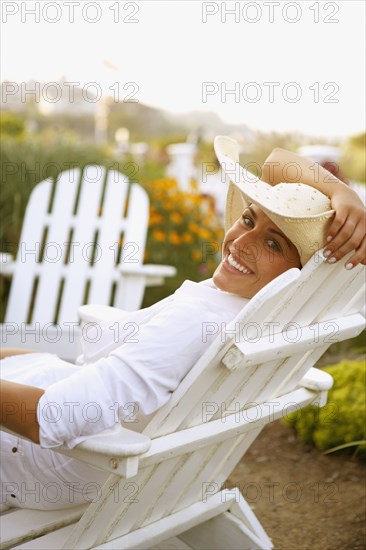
[178,489,273,550]
[57,489,271,550]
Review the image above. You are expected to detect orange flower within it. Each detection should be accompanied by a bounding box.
[164,200,174,211]
[164,179,178,190]
[169,232,181,245]
[170,212,183,224]
[149,213,165,226]
[182,233,194,244]
[191,250,202,261]
[152,230,165,242]
[197,228,211,239]
[190,179,199,191]
[188,222,200,233]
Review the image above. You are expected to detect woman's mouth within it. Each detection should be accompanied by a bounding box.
[225,253,253,275]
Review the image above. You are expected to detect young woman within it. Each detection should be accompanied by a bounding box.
[1,137,365,509]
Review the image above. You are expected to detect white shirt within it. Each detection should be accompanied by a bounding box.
[37,279,248,449]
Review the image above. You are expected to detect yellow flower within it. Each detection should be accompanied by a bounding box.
[182,233,194,244]
[188,195,202,205]
[197,228,211,240]
[169,232,181,245]
[170,212,183,224]
[164,200,174,211]
[149,213,165,226]
[152,230,165,242]
[188,222,200,233]
[190,179,199,191]
[165,179,178,190]
[191,250,202,261]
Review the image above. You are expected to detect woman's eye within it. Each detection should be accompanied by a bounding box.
[241,215,254,228]
[267,239,282,252]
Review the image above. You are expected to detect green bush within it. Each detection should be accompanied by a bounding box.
[342,133,366,183]
[0,112,26,137]
[285,359,366,457]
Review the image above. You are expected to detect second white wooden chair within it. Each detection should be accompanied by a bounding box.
[0,166,176,360]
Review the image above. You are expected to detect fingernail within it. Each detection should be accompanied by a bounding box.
[326,236,332,242]
[345,263,354,270]
[323,250,331,258]
[327,257,337,263]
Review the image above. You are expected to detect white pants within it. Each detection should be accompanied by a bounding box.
[0,353,109,510]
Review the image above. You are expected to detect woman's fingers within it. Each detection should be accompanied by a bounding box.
[323,208,366,267]
[346,237,366,269]
[325,233,365,266]
[326,208,348,244]
[341,236,366,269]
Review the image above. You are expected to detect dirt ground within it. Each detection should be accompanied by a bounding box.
[227,420,366,550]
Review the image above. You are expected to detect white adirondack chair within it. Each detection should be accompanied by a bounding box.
[0,166,176,360]
[0,251,365,549]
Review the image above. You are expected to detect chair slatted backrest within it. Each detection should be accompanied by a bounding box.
[145,256,363,438]
[63,257,365,549]
[5,167,149,327]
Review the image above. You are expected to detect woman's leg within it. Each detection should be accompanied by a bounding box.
[0,348,37,360]
[1,430,109,509]
[0,352,109,509]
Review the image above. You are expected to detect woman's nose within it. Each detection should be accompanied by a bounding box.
[233,230,259,259]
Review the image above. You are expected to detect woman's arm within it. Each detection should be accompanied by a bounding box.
[262,147,348,193]
[0,380,43,443]
[0,348,38,360]
[262,148,366,268]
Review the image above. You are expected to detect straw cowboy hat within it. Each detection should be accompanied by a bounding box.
[214,135,335,266]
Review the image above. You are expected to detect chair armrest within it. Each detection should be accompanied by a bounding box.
[57,426,151,478]
[69,426,150,456]
[297,367,334,392]
[118,264,177,278]
[0,253,15,277]
[296,367,334,407]
[1,424,151,479]
[139,386,322,469]
[78,304,128,324]
[223,313,365,369]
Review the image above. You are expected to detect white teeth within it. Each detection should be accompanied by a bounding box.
[227,254,252,274]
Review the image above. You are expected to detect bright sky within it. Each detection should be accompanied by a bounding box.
[1,0,365,138]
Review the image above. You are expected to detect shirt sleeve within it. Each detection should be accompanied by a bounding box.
[37,290,225,450]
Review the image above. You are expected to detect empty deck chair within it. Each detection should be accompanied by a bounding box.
[0,166,176,360]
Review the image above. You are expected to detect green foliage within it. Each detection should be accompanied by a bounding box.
[241,131,305,173]
[285,360,366,457]
[341,133,366,183]
[116,154,166,183]
[348,132,366,150]
[35,113,96,140]
[0,112,25,137]
[107,102,188,143]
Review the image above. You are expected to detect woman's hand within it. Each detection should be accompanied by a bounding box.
[324,186,366,268]
[262,148,366,268]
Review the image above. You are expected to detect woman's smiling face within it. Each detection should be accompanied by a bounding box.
[213,204,301,298]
